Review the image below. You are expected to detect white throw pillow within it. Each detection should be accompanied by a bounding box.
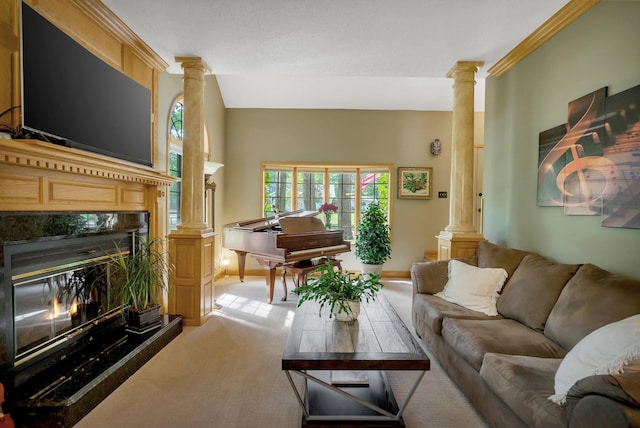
[549,314,640,405]
[434,260,508,316]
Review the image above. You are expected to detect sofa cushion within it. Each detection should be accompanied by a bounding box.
[441,318,566,371]
[435,260,508,316]
[550,314,640,405]
[412,293,501,337]
[478,241,532,278]
[497,254,580,331]
[544,263,640,351]
[480,353,566,428]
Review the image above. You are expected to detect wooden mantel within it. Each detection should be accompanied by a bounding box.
[1,139,174,186]
[0,139,174,213]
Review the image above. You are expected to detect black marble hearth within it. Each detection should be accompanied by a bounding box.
[6,314,182,428]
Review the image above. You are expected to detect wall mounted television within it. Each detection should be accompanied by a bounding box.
[20,2,152,167]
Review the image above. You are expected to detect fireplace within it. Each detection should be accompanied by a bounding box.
[0,212,182,427]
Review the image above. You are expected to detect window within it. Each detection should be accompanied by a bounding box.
[262,163,392,240]
[168,152,182,230]
[168,97,183,230]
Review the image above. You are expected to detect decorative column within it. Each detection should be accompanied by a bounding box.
[168,57,216,326]
[436,61,485,260]
[175,57,209,232]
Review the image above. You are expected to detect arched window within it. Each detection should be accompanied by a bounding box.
[168,96,183,230]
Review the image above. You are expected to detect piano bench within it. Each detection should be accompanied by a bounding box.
[282,258,343,294]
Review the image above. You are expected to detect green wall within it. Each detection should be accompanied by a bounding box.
[484,1,640,279]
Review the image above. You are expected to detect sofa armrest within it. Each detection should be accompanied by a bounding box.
[567,374,640,428]
[411,255,478,295]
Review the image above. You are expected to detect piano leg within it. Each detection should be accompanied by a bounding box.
[254,257,286,303]
[265,266,276,304]
[234,251,247,282]
[281,269,288,301]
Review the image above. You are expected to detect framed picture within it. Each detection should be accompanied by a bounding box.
[398,167,432,199]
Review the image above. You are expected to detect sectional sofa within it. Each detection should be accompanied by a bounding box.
[411,241,640,427]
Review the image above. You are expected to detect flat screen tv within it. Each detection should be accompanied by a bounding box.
[20,2,152,167]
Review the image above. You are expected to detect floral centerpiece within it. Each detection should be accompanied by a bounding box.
[318,202,338,229]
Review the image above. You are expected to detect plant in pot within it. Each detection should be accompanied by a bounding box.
[296,260,383,321]
[355,201,391,276]
[107,235,171,333]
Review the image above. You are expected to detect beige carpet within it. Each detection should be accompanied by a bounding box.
[75,277,487,428]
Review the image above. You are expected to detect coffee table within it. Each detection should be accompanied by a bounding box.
[282,295,430,427]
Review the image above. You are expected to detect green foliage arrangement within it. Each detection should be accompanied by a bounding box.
[355,202,391,265]
[108,236,172,312]
[296,260,382,318]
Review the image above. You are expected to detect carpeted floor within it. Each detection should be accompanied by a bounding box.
[74,277,487,427]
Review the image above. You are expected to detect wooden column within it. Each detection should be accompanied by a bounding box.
[168,57,215,326]
[437,61,485,260]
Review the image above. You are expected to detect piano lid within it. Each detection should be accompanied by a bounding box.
[231,210,318,231]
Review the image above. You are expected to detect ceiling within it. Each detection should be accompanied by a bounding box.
[102,0,571,111]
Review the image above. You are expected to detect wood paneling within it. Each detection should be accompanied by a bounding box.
[0,162,160,211]
[123,45,154,89]
[121,187,146,205]
[48,180,117,204]
[169,232,216,326]
[0,172,40,204]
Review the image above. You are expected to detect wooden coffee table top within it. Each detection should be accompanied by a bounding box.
[282,295,430,371]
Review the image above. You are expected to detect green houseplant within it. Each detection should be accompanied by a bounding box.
[296,260,383,321]
[355,202,391,275]
[107,235,171,331]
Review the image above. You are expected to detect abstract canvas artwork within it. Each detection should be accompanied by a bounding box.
[537,85,640,229]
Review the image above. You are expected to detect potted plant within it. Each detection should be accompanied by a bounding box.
[107,235,171,332]
[355,202,391,276]
[296,260,383,321]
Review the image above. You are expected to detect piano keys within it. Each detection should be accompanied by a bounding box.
[222,210,351,303]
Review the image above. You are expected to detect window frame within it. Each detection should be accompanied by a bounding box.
[261,162,393,241]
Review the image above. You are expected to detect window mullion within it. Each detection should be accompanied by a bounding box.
[292,167,298,211]
[355,168,361,234]
[323,168,329,205]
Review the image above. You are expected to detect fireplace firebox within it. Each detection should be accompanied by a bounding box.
[0,212,182,427]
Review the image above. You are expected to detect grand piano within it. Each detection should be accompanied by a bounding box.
[222,210,351,303]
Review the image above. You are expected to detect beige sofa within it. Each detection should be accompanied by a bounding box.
[411,241,640,428]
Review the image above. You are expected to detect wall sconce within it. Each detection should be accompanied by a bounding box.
[204,160,224,175]
[430,139,442,156]
[222,258,230,278]
[204,161,224,190]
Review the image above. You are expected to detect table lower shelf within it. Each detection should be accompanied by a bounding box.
[302,370,404,427]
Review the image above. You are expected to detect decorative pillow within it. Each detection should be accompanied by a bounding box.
[549,314,640,405]
[434,260,508,316]
[497,254,579,331]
